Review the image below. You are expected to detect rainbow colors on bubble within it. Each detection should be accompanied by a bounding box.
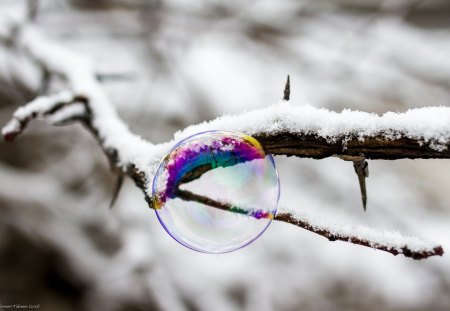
[152,130,280,253]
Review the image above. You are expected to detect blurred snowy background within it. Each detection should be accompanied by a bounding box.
[1,0,450,310]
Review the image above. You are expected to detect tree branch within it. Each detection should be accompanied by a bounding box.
[274,211,444,260]
[255,132,450,160]
[175,188,444,259]
[1,25,447,259]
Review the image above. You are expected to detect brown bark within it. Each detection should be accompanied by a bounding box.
[255,132,450,160]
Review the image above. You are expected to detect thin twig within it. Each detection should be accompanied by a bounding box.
[274,212,444,260]
[171,188,443,259]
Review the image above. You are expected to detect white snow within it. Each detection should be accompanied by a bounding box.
[18,27,157,172]
[47,102,87,125]
[8,94,450,170]
[175,102,450,150]
[1,118,20,136]
[13,90,73,119]
[278,206,440,254]
[138,103,450,193]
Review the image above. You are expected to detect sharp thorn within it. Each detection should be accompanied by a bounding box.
[283,75,290,101]
[353,160,369,212]
[110,175,124,208]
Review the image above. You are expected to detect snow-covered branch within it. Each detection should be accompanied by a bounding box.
[182,103,450,160]
[174,188,444,259]
[1,91,88,141]
[2,25,447,260]
[274,210,443,260]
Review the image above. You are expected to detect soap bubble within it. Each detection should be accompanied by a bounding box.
[152,130,280,253]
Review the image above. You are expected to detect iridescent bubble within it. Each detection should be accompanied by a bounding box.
[152,130,280,253]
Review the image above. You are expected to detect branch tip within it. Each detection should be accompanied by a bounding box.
[3,132,18,142]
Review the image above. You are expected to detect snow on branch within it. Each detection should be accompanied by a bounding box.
[1,91,87,141]
[275,209,443,259]
[2,25,447,260]
[175,103,450,160]
[174,189,444,259]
